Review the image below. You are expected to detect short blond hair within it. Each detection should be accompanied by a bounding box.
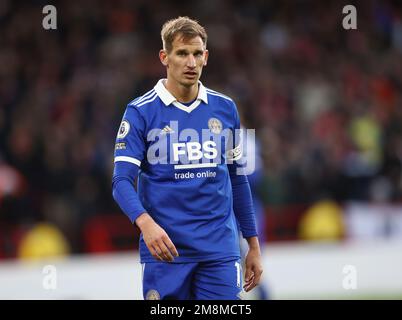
[161,16,207,53]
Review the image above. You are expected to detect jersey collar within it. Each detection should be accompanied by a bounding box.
[154,79,208,113]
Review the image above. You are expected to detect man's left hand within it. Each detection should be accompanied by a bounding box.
[243,239,263,292]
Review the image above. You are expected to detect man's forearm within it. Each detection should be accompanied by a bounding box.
[229,171,258,238]
[112,162,147,224]
[245,236,261,251]
[135,212,153,230]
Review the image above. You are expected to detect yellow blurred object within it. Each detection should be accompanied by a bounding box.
[299,200,344,241]
[18,223,70,260]
[349,115,382,167]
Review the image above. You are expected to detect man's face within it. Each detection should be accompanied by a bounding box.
[160,35,209,88]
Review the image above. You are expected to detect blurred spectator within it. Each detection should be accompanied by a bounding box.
[298,200,345,241]
[17,222,70,261]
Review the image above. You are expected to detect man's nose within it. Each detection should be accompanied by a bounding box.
[186,54,196,68]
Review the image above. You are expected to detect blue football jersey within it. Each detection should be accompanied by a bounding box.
[114,79,243,263]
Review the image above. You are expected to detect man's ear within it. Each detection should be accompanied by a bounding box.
[203,49,209,66]
[159,49,168,67]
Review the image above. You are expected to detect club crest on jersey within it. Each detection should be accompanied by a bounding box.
[145,289,160,300]
[117,120,130,139]
[208,118,222,134]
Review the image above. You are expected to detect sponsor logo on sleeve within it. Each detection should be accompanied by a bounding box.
[117,120,130,139]
[115,142,126,150]
[226,144,242,161]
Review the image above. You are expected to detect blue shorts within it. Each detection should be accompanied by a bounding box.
[142,258,243,300]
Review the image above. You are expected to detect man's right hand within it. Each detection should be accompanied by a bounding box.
[135,213,179,262]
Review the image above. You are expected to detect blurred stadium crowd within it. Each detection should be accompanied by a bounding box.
[1,0,402,258]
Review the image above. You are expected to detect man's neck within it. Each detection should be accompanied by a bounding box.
[164,79,198,103]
